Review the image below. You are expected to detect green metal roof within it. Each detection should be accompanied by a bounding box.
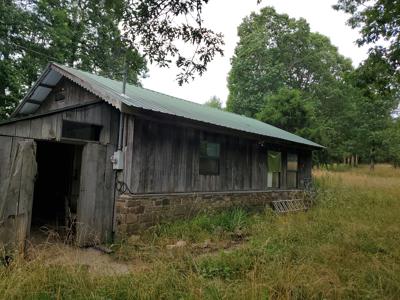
[17,63,324,149]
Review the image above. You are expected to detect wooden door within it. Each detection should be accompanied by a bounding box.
[76,143,115,246]
[0,139,37,255]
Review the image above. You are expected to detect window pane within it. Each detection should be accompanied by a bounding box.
[199,141,220,175]
[267,172,280,188]
[268,151,281,172]
[199,158,219,175]
[62,120,102,141]
[207,142,220,157]
[287,171,297,188]
[200,141,220,158]
[287,153,298,171]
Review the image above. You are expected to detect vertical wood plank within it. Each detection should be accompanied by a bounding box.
[77,143,108,246]
[15,120,31,138]
[29,118,43,139]
[0,139,37,254]
[0,123,16,136]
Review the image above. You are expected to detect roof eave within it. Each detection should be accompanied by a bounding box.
[11,63,53,118]
[7,62,325,150]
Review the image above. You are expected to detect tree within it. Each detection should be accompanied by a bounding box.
[348,52,399,170]
[121,0,224,84]
[333,0,400,74]
[0,1,34,119]
[384,119,400,168]
[226,6,356,164]
[226,7,352,118]
[204,96,223,109]
[1,0,225,120]
[256,88,313,137]
[0,0,148,120]
[35,0,148,83]
[329,0,400,167]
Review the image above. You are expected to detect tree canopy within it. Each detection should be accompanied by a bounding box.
[121,0,224,85]
[0,0,148,119]
[334,0,400,76]
[256,88,313,138]
[333,1,400,166]
[227,6,400,167]
[0,0,224,120]
[204,96,223,109]
[227,7,352,117]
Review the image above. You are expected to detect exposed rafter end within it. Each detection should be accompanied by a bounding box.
[39,83,55,89]
[26,99,42,105]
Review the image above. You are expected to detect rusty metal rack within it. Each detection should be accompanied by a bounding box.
[271,198,307,213]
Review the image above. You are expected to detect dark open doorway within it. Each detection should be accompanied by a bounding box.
[31,141,83,241]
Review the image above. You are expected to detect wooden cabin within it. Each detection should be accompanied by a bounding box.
[0,63,323,249]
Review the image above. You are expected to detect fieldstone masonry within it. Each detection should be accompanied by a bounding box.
[116,190,304,236]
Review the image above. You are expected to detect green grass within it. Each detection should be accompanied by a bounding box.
[1,164,400,299]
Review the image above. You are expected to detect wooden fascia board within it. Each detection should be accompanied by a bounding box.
[121,104,320,151]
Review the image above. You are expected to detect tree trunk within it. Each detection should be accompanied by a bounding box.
[369,148,375,171]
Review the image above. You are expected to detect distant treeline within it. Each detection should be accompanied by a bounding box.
[226,7,400,169]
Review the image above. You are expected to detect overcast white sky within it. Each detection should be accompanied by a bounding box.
[142,0,369,106]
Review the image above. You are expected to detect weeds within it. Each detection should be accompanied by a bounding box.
[146,208,250,243]
[1,164,399,299]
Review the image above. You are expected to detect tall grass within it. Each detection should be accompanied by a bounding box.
[1,164,399,299]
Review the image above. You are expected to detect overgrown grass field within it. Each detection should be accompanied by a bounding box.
[1,165,399,299]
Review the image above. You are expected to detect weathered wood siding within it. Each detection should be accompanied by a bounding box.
[123,117,313,194]
[0,100,119,245]
[0,137,37,252]
[77,143,116,245]
[36,78,99,114]
[0,103,120,146]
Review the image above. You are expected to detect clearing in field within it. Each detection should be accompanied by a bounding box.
[1,164,399,299]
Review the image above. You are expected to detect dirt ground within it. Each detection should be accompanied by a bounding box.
[26,228,141,276]
[26,228,244,276]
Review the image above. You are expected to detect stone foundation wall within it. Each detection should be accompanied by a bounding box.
[116,190,303,236]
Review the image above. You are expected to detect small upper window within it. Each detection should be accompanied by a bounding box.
[54,87,66,101]
[62,120,101,141]
[199,141,220,175]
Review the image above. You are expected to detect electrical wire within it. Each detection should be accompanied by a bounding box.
[1,39,61,62]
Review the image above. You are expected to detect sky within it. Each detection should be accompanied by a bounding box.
[141,0,370,106]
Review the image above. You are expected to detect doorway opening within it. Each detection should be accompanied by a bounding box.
[31,141,83,242]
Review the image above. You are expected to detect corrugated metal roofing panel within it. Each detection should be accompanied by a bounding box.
[11,62,322,148]
[52,63,322,148]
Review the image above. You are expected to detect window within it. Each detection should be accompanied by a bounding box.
[267,151,281,188]
[287,153,298,189]
[54,87,66,101]
[62,120,102,141]
[199,141,220,175]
